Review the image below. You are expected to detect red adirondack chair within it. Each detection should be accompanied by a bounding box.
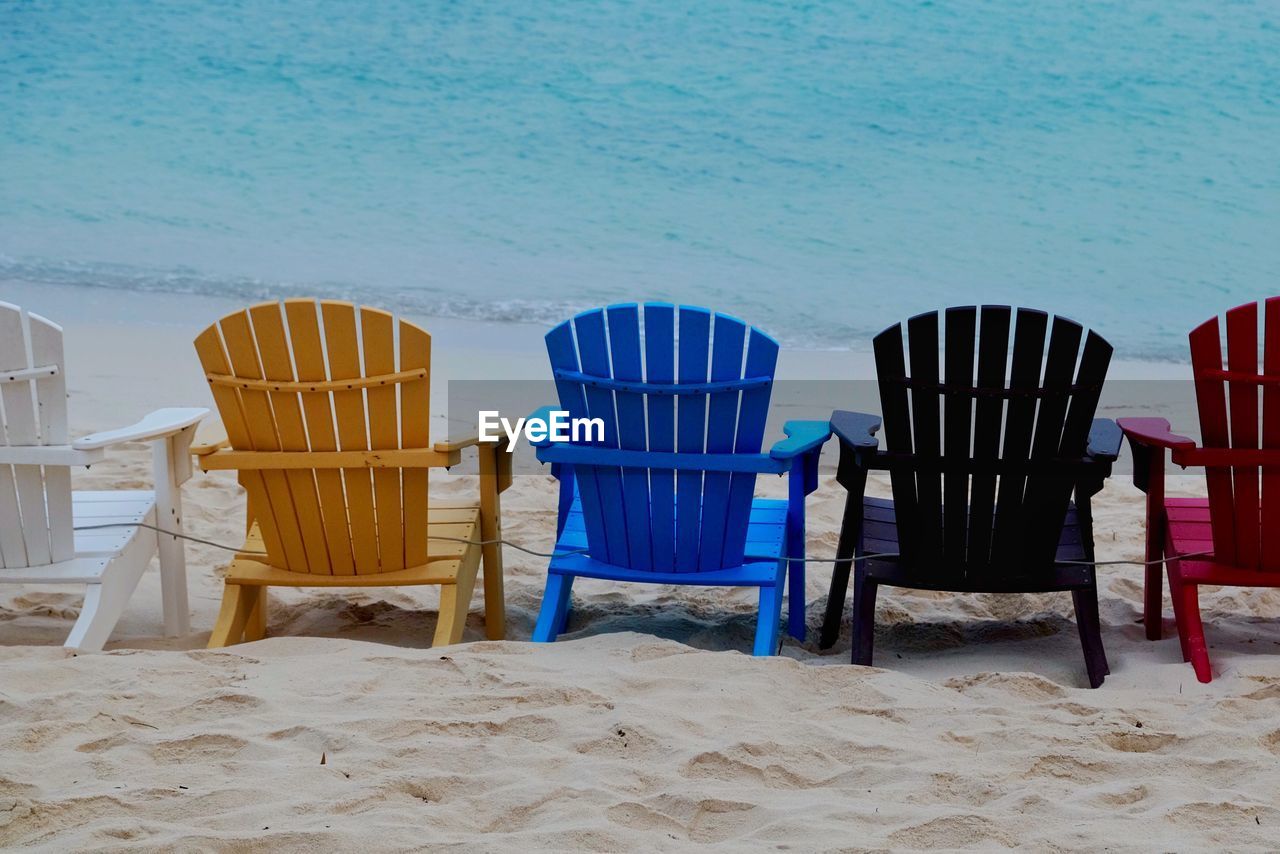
[1119,298,1280,683]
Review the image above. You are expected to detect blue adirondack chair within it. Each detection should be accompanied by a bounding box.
[528,303,831,655]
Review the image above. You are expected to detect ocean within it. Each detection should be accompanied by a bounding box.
[2,0,1277,359]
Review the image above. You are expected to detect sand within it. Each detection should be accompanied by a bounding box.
[2,285,1279,851]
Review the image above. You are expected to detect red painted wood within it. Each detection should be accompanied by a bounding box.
[1188,316,1237,564]
[1225,303,1260,567]
[1263,298,1280,570]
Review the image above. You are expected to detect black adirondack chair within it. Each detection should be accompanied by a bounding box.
[819,306,1123,688]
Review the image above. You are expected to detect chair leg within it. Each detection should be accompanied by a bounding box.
[1072,586,1109,688]
[1177,582,1213,683]
[434,562,480,647]
[820,493,861,650]
[243,588,269,642]
[1167,565,1191,662]
[532,574,574,643]
[753,583,784,656]
[1143,561,1163,641]
[850,568,878,666]
[63,558,147,652]
[207,584,258,648]
[478,447,506,641]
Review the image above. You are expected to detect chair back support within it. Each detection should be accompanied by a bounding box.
[195,299,432,575]
[0,302,73,568]
[1188,299,1280,571]
[547,303,778,572]
[873,306,1112,578]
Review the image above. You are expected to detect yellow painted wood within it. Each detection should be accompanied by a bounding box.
[199,448,459,471]
[249,302,332,574]
[362,308,406,571]
[477,443,506,640]
[284,299,356,575]
[196,299,503,648]
[206,367,428,393]
[321,301,380,575]
[399,320,432,568]
[193,324,288,564]
[190,419,230,456]
[218,309,310,571]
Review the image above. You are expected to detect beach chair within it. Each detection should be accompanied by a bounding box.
[819,307,1121,687]
[1120,299,1280,683]
[0,301,206,649]
[528,303,830,655]
[192,299,509,647]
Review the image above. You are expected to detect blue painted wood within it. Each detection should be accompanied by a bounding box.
[698,314,747,571]
[723,328,779,567]
[535,304,827,655]
[546,321,608,568]
[607,304,654,570]
[676,307,711,571]
[645,303,677,572]
[574,308,629,565]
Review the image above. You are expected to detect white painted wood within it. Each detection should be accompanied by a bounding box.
[72,407,207,450]
[0,364,59,384]
[0,305,51,566]
[153,435,191,636]
[0,301,207,649]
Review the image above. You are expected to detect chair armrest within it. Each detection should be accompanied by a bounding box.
[830,410,881,449]
[768,420,832,460]
[1086,418,1123,461]
[1116,417,1196,451]
[434,435,482,452]
[190,418,230,456]
[72,407,209,451]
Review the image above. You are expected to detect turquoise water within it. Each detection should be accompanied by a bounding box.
[2,1,1277,358]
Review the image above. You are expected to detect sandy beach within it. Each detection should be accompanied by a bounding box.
[2,285,1279,851]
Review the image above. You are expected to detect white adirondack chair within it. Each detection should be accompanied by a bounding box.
[0,302,207,650]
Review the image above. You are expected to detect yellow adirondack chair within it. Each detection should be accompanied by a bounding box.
[192,299,510,648]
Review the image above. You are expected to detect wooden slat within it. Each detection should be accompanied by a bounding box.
[546,320,608,568]
[1261,298,1280,571]
[249,302,331,574]
[872,323,918,565]
[942,307,976,567]
[27,312,73,563]
[0,305,31,567]
[220,309,310,572]
[283,299,355,575]
[1226,304,1261,568]
[363,308,405,571]
[698,313,747,571]
[321,301,380,574]
[967,306,1009,568]
[907,311,943,566]
[574,308,629,566]
[643,304,677,572]
[194,320,289,566]
[1022,316,1083,566]
[722,327,779,567]
[0,307,51,565]
[991,308,1047,569]
[676,307,712,571]
[607,304,653,569]
[399,317,432,569]
[1189,316,1237,564]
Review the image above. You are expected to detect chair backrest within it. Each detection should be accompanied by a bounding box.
[1188,298,1280,572]
[195,299,433,575]
[0,302,74,569]
[547,303,779,573]
[873,306,1112,578]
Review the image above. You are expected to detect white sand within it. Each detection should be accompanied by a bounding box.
[2,286,1279,850]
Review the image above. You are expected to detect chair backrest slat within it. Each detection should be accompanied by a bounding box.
[195,300,432,575]
[1262,299,1280,570]
[0,303,73,569]
[876,306,1112,579]
[548,303,777,574]
[1188,298,1280,573]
